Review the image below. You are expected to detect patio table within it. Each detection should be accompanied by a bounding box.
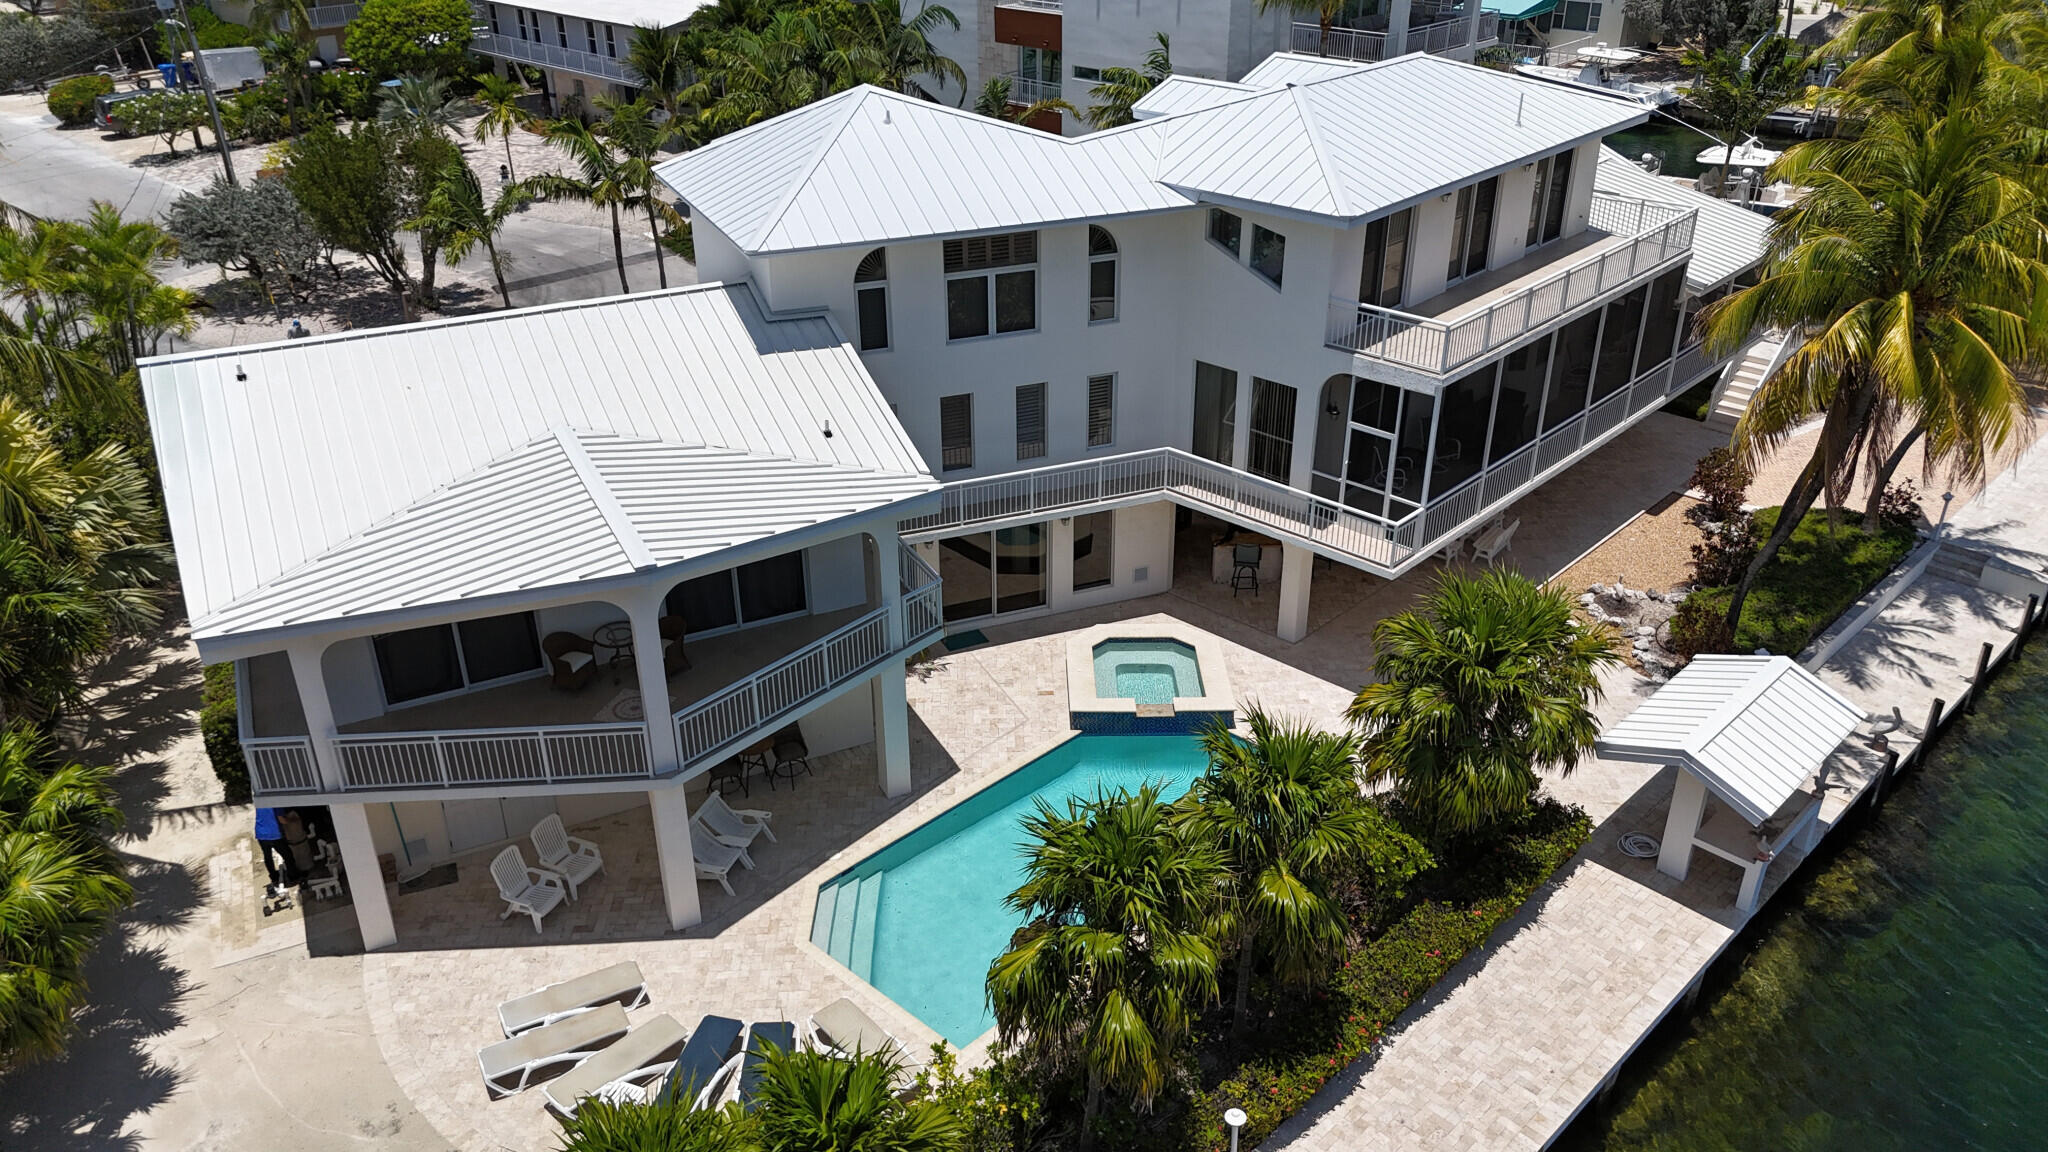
[593,621,634,684]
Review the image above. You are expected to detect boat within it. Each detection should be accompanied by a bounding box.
[1513,45,1680,106]
[1694,136,1783,170]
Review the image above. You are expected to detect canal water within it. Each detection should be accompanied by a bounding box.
[1561,643,2048,1152]
[1603,123,1805,180]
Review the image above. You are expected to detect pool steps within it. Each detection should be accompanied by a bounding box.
[811,870,884,979]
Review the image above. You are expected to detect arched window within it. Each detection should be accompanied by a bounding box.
[1088,226,1117,323]
[854,248,889,352]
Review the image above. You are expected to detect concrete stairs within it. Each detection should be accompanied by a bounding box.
[810,870,882,980]
[1924,544,1988,588]
[1705,332,1788,434]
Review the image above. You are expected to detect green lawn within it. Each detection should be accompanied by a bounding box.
[1691,507,1918,655]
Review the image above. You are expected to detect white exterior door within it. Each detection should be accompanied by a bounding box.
[442,797,559,856]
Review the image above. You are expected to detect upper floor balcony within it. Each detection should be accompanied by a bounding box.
[472,29,630,83]
[1326,193,1696,378]
[1005,70,1062,105]
[1289,10,1498,62]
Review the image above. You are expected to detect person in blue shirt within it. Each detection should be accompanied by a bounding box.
[255,807,298,893]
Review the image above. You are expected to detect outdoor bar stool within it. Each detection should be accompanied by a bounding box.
[708,757,748,798]
[768,735,812,790]
[1230,544,1261,597]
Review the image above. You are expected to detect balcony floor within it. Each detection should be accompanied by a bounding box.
[1407,225,1630,323]
[251,608,869,738]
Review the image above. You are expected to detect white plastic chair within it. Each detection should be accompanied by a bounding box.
[691,832,753,897]
[1475,518,1521,567]
[694,793,775,851]
[491,845,567,933]
[531,813,604,901]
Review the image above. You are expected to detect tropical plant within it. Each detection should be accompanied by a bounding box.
[396,124,463,309]
[1085,33,1170,130]
[4,17,113,91]
[378,71,464,134]
[592,97,687,289]
[987,785,1223,1150]
[283,120,416,315]
[471,71,531,181]
[1256,0,1344,55]
[1177,708,1429,1040]
[554,1091,756,1152]
[345,0,475,78]
[0,724,131,1065]
[1699,109,2047,634]
[1348,570,1621,837]
[625,23,693,113]
[752,1043,967,1152]
[42,72,113,126]
[410,159,529,307]
[112,91,209,158]
[1681,41,1811,194]
[528,107,674,293]
[164,176,325,296]
[843,0,963,98]
[59,203,200,375]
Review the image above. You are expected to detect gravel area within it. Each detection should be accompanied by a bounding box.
[1551,491,1706,599]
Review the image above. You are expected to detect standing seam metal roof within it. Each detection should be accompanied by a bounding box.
[1594,146,1773,292]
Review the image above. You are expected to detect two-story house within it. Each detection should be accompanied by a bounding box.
[470,0,703,110]
[656,52,1749,647]
[140,284,945,948]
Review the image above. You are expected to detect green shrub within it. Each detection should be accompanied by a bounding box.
[313,68,376,120]
[201,662,250,805]
[46,73,114,126]
[1677,506,1917,656]
[155,4,249,54]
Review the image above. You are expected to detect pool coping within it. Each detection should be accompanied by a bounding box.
[1063,621,1237,720]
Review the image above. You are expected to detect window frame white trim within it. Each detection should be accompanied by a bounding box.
[1085,373,1116,450]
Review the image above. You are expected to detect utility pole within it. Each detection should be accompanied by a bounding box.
[164,0,237,185]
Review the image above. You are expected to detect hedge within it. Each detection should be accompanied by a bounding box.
[1191,801,1593,1150]
[47,73,114,126]
[201,662,251,804]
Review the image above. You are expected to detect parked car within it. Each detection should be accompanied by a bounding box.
[91,89,154,129]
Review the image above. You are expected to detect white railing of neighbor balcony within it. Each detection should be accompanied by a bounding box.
[998,0,1061,9]
[1404,16,1472,53]
[472,32,630,83]
[246,736,321,795]
[332,723,651,791]
[1005,72,1061,105]
[1291,23,1388,61]
[900,543,944,644]
[1477,11,1500,42]
[673,606,893,769]
[1327,195,1696,377]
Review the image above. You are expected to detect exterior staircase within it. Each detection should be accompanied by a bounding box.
[810,870,882,979]
[1925,543,1990,588]
[1705,331,1790,434]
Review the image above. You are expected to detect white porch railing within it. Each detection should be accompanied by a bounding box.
[1404,16,1472,53]
[673,606,894,768]
[998,0,1062,9]
[1291,23,1388,61]
[900,542,944,644]
[1476,11,1500,43]
[298,2,359,28]
[1326,194,1696,377]
[245,736,321,794]
[331,723,652,791]
[472,31,630,83]
[1005,71,1061,105]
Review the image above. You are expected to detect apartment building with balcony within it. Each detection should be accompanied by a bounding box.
[139,284,944,948]
[928,0,1493,134]
[658,51,1762,643]
[469,0,706,109]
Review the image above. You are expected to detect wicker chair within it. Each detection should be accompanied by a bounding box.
[659,615,690,677]
[543,632,599,692]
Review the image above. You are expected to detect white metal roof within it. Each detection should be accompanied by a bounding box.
[1594,146,1770,292]
[1237,52,1372,87]
[1132,75,1259,120]
[657,53,1651,255]
[1595,655,1864,827]
[142,283,935,642]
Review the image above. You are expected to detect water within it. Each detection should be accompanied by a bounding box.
[1603,123,1804,180]
[1564,649,2048,1152]
[811,734,1211,1045]
[1092,639,1204,705]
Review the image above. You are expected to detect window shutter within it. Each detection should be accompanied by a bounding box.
[1015,383,1047,460]
[940,394,973,471]
[944,231,1037,273]
[1087,375,1115,447]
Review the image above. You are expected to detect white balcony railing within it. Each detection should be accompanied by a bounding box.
[673,606,894,768]
[1005,71,1061,105]
[1291,23,1389,61]
[332,723,652,791]
[472,31,630,83]
[901,542,944,644]
[998,0,1062,10]
[297,2,359,28]
[246,736,321,794]
[1404,15,1472,53]
[1477,11,1500,43]
[1327,194,1696,377]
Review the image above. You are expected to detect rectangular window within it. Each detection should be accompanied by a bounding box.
[1207,208,1241,257]
[1020,45,1060,82]
[1591,284,1649,402]
[1491,333,1551,461]
[940,393,973,471]
[1634,268,1687,378]
[857,286,888,351]
[488,3,500,34]
[1249,224,1286,288]
[1072,511,1113,590]
[1086,375,1115,447]
[585,19,596,52]
[515,8,527,39]
[1359,208,1411,307]
[1089,254,1117,322]
[667,570,739,634]
[455,613,542,683]
[944,232,1037,341]
[1192,361,1237,466]
[556,14,567,47]
[373,611,542,705]
[1545,311,1602,431]
[605,23,615,56]
[1559,0,1601,29]
[1015,382,1047,461]
[1247,377,1297,483]
[736,551,807,622]
[1073,64,1101,81]
[1447,176,1499,282]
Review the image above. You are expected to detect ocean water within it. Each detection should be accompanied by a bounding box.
[1562,647,2048,1152]
[1603,123,1804,180]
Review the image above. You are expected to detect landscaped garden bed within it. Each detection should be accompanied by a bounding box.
[1678,505,1918,656]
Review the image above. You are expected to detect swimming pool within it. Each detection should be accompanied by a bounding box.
[1092,639,1204,705]
[810,733,1210,1046]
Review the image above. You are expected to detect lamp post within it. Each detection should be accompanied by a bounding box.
[1224,1107,1248,1152]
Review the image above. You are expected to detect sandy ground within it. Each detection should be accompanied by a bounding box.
[1552,491,1706,598]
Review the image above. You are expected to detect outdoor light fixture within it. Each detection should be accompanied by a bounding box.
[1224,1108,1248,1152]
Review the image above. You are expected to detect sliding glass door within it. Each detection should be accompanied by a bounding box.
[938,525,1048,623]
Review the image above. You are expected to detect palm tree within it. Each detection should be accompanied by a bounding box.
[751,1044,967,1152]
[0,723,132,1063]
[595,97,686,290]
[987,785,1223,1151]
[255,32,315,132]
[61,202,198,375]
[555,1092,755,1152]
[1681,42,1812,196]
[471,71,530,183]
[625,23,693,113]
[1817,0,2048,129]
[971,76,1078,131]
[1256,0,1343,54]
[411,160,529,308]
[1701,109,2047,633]
[377,73,463,136]
[1347,570,1620,837]
[1176,708,1428,1041]
[530,115,642,294]
[844,0,964,98]
[1085,33,1170,130]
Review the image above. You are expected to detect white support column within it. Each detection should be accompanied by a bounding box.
[285,641,344,792]
[1735,860,1767,914]
[330,802,396,950]
[871,667,911,798]
[624,591,682,777]
[1658,769,1708,882]
[871,526,903,649]
[1385,0,1412,54]
[1277,542,1313,643]
[648,784,703,930]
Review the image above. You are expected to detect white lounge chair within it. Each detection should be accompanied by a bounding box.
[479,1001,629,1097]
[692,833,753,897]
[498,961,649,1036]
[490,844,567,934]
[531,813,605,901]
[807,997,911,1067]
[695,793,775,851]
[542,1013,690,1119]
[1475,517,1521,567]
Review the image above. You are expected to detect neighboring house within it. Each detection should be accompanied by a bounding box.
[656,52,1760,648]
[470,0,707,109]
[1486,0,1637,62]
[928,0,1496,134]
[210,0,363,61]
[138,284,944,947]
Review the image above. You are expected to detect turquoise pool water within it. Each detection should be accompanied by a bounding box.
[811,734,1209,1045]
[1563,646,2048,1151]
[1092,639,1203,705]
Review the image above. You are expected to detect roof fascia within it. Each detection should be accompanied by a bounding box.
[744,203,1200,258]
